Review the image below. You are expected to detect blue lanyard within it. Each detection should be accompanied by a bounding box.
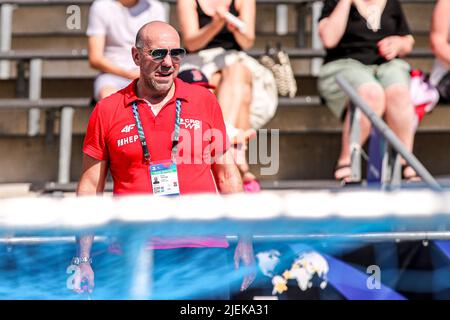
[131,99,181,163]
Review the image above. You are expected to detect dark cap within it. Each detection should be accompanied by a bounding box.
[178,69,216,89]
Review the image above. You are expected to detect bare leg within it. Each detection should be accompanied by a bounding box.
[215,62,258,187]
[335,82,386,180]
[384,84,415,152]
[384,84,418,180]
[216,62,253,129]
[209,71,222,90]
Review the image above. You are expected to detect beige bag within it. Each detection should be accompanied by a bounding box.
[259,44,298,98]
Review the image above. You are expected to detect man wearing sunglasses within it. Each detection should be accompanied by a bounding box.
[73,21,255,299]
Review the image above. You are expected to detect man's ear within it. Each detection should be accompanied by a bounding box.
[132,47,140,66]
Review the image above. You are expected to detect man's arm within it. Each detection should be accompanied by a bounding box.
[318,0,353,49]
[430,0,450,67]
[76,154,108,196]
[88,36,139,80]
[212,149,255,291]
[211,148,244,194]
[229,0,256,50]
[177,0,226,52]
[72,154,108,293]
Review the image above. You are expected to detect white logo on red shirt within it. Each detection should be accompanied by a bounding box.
[121,124,136,133]
[180,118,201,130]
[117,135,139,147]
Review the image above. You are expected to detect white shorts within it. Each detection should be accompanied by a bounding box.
[93,73,134,101]
[180,47,278,129]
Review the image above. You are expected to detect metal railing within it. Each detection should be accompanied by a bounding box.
[336,74,442,191]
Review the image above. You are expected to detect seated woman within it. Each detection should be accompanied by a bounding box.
[87,0,167,100]
[317,0,417,182]
[177,0,278,190]
[430,0,450,100]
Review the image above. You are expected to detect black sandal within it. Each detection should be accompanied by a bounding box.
[334,162,363,186]
[334,163,352,183]
[402,165,421,182]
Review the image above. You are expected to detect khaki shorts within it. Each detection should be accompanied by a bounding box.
[181,47,278,129]
[318,58,411,119]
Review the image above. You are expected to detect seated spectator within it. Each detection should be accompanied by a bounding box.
[317,0,417,182]
[177,0,278,190]
[430,0,450,101]
[87,0,167,100]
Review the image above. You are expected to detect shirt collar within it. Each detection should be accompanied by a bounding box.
[123,77,190,107]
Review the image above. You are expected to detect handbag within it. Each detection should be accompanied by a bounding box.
[259,43,298,98]
[409,69,439,128]
[436,70,450,102]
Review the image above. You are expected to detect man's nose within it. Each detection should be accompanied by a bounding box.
[161,52,173,67]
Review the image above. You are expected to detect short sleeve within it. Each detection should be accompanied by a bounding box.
[83,104,109,161]
[319,0,339,22]
[393,0,411,36]
[209,94,230,158]
[86,1,109,37]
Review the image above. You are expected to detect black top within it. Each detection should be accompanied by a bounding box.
[319,0,411,65]
[194,0,242,52]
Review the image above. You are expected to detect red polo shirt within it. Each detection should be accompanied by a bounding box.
[83,78,231,249]
[83,78,230,195]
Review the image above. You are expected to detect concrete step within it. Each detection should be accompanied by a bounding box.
[249,130,450,181]
[0,75,316,99]
[6,40,435,79]
[0,78,94,98]
[0,135,84,183]
[10,35,315,76]
[403,3,434,34]
[0,128,447,183]
[0,63,446,101]
[0,107,92,135]
[8,2,304,33]
[0,183,37,198]
[265,104,450,133]
[1,94,448,136]
[9,2,299,35]
[9,2,433,34]
[11,4,90,34]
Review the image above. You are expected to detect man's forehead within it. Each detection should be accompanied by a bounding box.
[142,30,180,47]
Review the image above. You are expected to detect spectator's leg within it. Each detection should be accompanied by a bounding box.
[377,59,418,180]
[384,84,414,151]
[209,71,222,89]
[335,83,385,180]
[236,79,253,130]
[216,62,253,129]
[384,84,417,179]
[215,62,258,186]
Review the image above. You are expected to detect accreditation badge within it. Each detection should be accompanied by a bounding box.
[150,160,180,196]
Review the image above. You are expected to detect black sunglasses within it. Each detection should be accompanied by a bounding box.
[147,48,186,61]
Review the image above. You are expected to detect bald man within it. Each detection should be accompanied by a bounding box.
[72,21,255,299]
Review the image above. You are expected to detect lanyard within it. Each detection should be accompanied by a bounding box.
[131,99,181,164]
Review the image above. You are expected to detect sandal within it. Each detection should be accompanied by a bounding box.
[334,163,352,182]
[402,165,421,183]
[228,132,261,192]
[334,162,363,186]
[243,172,261,193]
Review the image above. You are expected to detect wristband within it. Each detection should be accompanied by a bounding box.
[72,256,92,265]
